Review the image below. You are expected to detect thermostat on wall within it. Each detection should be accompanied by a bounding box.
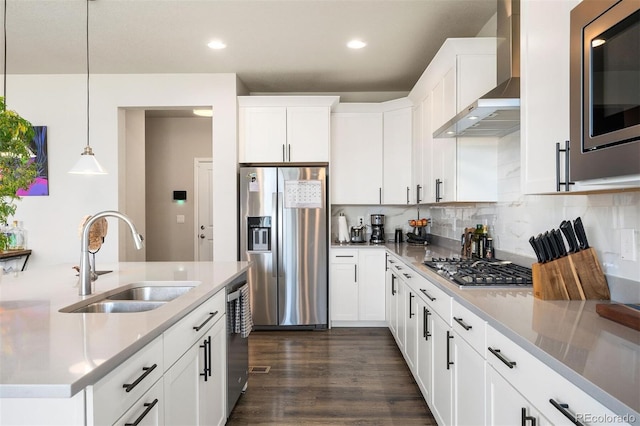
[173,190,187,201]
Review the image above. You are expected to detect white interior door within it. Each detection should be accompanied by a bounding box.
[195,159,213,261]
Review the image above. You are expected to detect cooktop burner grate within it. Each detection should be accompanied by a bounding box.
[423,257,532,288]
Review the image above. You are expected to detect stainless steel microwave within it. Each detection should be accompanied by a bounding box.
[570,0,639,181]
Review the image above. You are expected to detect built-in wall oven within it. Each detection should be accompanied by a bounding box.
[570,0,640,181]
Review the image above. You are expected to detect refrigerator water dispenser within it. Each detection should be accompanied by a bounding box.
[247,216,271,251]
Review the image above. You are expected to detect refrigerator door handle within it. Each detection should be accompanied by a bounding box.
[276,191,284,278]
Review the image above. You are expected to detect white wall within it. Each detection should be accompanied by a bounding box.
[7,73,239,267]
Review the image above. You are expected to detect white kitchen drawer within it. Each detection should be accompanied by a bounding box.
[486,325,626,426]
[410,275,451,323]
[90,336,164,426]
[330,249,358,263]
[113,377,164,426]
[451,299,486,357]
[163,290,226,370]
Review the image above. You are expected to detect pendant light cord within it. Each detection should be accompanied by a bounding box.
[86,0,90,149]
[3,0,7,110]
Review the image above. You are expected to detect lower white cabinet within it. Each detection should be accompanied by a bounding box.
[416,297,434,405]
[115,379,165,426]
[163,291,227,426]
[330,248,386,325]
[431,310,453,426]
[452,330,486,426]
[385,255,399,338]
[487,365,551,426]
[164,316,226,426]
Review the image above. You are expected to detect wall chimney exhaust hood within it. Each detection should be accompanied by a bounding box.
[434,0,520,138]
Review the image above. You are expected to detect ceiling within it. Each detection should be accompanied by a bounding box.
[2,0,496,101]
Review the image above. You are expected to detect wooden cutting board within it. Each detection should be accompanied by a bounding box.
[596,303,640,331]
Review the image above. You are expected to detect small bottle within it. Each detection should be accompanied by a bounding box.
[474,224,484,258]
[485,238,494,259]
[10,221,24,250]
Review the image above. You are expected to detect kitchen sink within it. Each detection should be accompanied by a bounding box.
[59,281,199,313]
[69,300,166,314]
[107,286,194,302]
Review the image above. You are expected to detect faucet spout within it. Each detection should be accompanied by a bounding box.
[79,210,144,296]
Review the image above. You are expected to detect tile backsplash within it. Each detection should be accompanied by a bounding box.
[331,131,640,289]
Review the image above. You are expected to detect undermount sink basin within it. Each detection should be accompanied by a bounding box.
[69,300,166,314]
[107,286,194,302]
[59,281,199,313]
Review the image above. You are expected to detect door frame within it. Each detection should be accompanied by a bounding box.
[194,157,213,260]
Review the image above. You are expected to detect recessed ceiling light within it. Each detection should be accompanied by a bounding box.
[207,40,227,50]
[347,39,366,49]
[193,109,213,117]
[468,116,479,120]
[446,131,456,135]
[591,38,605,47]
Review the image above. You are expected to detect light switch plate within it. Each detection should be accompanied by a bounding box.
[177,215,185,224]
[620,228,636,261]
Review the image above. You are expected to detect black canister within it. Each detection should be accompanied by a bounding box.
[394,228,404,243]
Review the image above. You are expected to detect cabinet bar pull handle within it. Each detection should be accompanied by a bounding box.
[420,288,436,301]
[391,275,396,295]
[282,144,286,162]
[488,347,516,368]
[123,364,157,393]
[409,292,414,318]
[521,407,537,426]
[288,144,291,162]
[193,311,219,332]
[335,255,354,258]
[424,307,431,340]
[549,399,584,426]
[417,184,422,204]
[354,264,357,282]
[453,316,472,331]
[379,187,382,204]
[124,398,159,426]
[435,179,443,202]
[446,330,454,370]
[407,186,410,204]
[403,273,412,279]
[555,141,575,192]
[385,252,389,271]
[389,259,395,264]
[200,336,211,381]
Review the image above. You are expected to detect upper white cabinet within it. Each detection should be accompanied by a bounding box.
[520,0,580,194]
[331,99,413,205]
[409,38,498,204]
[238,96,339,163]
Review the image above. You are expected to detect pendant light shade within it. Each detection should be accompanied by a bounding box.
[69,0,107,175]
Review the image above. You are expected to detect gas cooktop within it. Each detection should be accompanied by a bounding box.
[423,257,533,288]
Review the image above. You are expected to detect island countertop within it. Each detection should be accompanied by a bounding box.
[0,261,250,398]
[332,242,640,421]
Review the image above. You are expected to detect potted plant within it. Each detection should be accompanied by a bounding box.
[0,96,37,251]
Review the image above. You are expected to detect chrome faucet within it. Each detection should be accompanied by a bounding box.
[79,210,144,296]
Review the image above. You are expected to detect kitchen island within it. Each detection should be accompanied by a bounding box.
[332,242,639,424]
[0,260,249,425]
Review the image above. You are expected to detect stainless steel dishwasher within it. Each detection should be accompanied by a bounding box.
[226,272,250,418]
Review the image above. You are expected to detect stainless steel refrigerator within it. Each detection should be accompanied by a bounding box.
[239,166,328,329]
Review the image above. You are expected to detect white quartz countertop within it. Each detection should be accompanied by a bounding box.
[0,261,250,398]
[333,243,640,420]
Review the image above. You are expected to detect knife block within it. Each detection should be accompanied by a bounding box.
[532,248,610,300]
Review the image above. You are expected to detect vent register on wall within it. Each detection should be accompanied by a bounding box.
[239,166,328,329]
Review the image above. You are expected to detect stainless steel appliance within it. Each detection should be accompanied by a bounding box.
[370,214,385,244]
[226,273,249,417]
[350,225,366,244]
[239,166,328,329]
[423,257,532,288]
[570,0,640,181]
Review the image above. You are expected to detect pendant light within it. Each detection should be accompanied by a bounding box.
[69,0,106,175]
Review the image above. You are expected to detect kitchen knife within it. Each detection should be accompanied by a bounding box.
[536,234,550,263]
[529,236,543,263]
[560,220,580,253]
[553,228,568,257]
[573,217,590,250]
[536,234,553,262]
[544,231,560,260]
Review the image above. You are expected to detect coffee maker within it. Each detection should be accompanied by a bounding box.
[370,214,385,244]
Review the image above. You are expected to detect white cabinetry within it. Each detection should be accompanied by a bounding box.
[409,38,498,204]
[520,0,580,194]
[163,290,227,426]
[331,99,413,205]
[238,96,338,163]
[386,254,400,339]
[115,379,165,426]
[90,336,164,426]
[330,248,386,326]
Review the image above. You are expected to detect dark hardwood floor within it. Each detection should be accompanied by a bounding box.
[227,327,436,425]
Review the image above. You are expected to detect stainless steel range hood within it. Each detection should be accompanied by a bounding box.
[433,0,520,138]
